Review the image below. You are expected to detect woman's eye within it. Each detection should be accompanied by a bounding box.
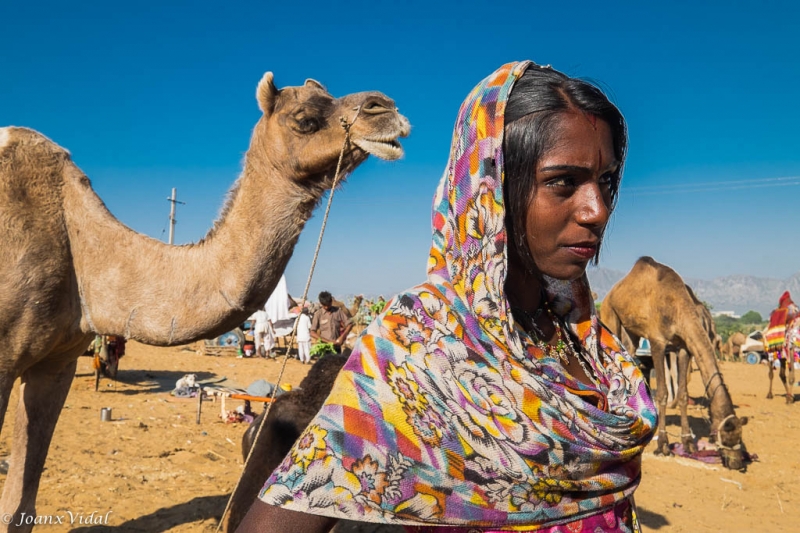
[599,173,614,187]
[546,176,576,189]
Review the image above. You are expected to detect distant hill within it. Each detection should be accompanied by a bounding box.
[587,266,800,317]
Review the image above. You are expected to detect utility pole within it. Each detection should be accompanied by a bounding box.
[166,188,186,245]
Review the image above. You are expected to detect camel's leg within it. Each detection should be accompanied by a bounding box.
[650,339,671,456]
[0,357,77,533]
[767,355,775,399]
[0,373,17,443]
[666,351,678,409]
[776,358,792,404]
[786,356,795,404]
[675,349,696,453]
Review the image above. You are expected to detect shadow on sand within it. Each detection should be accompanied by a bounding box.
[69,494,226,532]
[636,505,670,530]
[664,413,712,440]
[92,369,223,396]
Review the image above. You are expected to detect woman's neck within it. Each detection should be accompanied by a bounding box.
[505,257,543,313]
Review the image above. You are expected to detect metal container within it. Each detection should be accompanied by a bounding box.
[100,407,112,422]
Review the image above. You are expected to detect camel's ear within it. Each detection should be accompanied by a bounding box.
[304,78,327,92]
[740,416,749,426]
[257,72,279,115]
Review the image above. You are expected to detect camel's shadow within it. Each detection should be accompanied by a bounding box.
[663,414,713,440]
[683,395,743,410]
[68,494,226,532]
[636,505,670,530]
[93,369,222,396]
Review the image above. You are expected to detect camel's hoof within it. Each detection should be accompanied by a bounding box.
[786,395,794,404]
[685,442,698,454]
[653,446,672,457]
[767,393,773,399]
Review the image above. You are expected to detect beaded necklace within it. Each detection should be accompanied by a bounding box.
[511,299,599,386]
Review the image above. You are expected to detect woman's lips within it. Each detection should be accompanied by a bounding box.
[565,245,597,259]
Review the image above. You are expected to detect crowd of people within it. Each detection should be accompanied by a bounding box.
[245,290,356,364]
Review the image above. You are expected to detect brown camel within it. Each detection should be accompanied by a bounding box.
[349,295,364,317]
[331,296,360,319]
[768,317,798,403]
[599,257,749,470]
[723,332,747,362]
[0,73,409,531]
[228,353,402,533]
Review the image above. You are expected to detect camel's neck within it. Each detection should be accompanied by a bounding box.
[685,334,736,424]
[63,139,322,345]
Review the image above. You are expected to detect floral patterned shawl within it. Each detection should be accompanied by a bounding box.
[260,61,657,530]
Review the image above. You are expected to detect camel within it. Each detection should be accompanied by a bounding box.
[0,73,409,531]
[228,353,402,533]
[349,295,364,317]
[723,332,747,362]
[767,316,798,403]
[330,295,362,319]
[614,285,713,409]
[600,257,749,470]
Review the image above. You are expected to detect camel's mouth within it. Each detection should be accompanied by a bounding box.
[353,138,404,161]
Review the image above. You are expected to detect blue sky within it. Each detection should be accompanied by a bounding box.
[3,0,799,300]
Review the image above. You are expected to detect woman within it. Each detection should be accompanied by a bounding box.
[237,61,657,532]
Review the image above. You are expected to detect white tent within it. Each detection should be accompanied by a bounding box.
[264,274,292,324]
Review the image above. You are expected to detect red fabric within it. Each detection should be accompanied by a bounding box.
[779,291,793,309]
[768,308,789,330]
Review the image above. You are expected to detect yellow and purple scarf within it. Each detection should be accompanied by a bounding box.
[260,61,656,530]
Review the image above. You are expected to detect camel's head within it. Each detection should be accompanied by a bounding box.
[252,73,410,183]
[715,415,749,470]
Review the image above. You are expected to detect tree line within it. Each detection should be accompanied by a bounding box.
[712,310,766,342]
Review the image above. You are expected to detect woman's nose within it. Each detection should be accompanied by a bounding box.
[576,182,610,227]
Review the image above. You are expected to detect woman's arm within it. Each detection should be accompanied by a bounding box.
[235,500,337,533]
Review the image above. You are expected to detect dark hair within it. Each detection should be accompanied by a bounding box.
[318,291,333,306]
[502,64,628,275]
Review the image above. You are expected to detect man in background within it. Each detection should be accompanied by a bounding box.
[310,291,352,354]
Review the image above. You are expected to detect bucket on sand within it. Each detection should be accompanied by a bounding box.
[100,407,112,422]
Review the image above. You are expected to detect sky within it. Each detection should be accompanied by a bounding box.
[2,0,799,301]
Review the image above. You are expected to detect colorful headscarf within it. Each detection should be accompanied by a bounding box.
[260,61,657,530]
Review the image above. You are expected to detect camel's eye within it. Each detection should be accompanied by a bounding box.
[292,112,322,134]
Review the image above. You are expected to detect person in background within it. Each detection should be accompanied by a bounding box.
[310,291,352,354]
[295,308,312,364]
[251,307,276,358]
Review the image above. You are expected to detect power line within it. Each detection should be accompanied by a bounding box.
[624,176,800,196]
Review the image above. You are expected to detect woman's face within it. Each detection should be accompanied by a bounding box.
[524,111,618,281]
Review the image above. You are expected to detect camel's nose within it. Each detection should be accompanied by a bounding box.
[359,94,396,116]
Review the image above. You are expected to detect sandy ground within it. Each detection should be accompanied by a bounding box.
[0,342,797,532]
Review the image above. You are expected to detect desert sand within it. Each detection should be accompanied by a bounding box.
[0,342,797,532]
